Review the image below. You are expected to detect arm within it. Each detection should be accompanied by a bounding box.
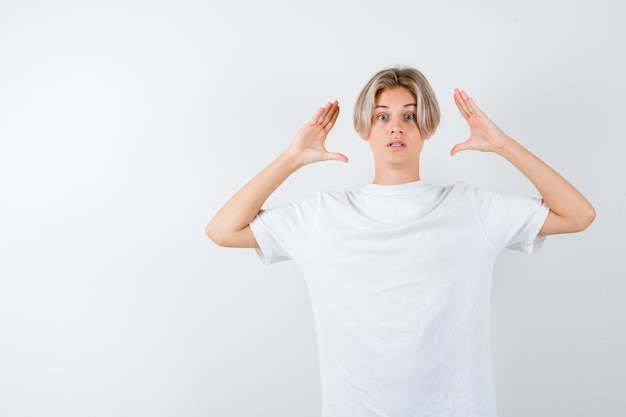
[205,100,347,248]
[450,89,595,236]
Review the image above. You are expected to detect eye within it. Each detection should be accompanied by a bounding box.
[405,113,416,120]
[377,114,388,121]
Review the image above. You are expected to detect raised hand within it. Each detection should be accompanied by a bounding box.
[206,100,348,248]
[286,100,348,166]
[450,89,511,156]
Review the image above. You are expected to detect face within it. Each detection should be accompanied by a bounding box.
[367,87,423,171]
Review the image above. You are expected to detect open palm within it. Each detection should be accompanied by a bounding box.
[451,89,511,156]
[287,100,348,166]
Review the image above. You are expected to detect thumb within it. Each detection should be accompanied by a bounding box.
[325,151,349,163]
[450,140,471,156]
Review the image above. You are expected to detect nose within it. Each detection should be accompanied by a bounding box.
[390,124,404,134]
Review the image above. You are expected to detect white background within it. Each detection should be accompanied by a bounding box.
[1,0,624,416]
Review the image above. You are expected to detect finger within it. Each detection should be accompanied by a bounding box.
[324,151,349,163]
[324,102,340,131]
[320,100,339,128]
[454,88,471,118]
[460,90,485,117]
[308,105,327,126]
[310,101,334,125]
[450,140,471,156]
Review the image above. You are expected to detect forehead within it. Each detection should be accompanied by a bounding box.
[375,87,416,106]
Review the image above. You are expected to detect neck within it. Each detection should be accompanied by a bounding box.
[372,165,420,185]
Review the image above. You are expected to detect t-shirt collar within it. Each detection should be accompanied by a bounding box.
[362,180,431,196]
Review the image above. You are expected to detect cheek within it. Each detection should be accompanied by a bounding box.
[404,119,418,128]
[406,121,422,138]
[366,124,382,141]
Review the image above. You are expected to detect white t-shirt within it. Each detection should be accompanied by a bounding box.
[249,181,549,417]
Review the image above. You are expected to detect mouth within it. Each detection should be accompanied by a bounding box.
[387,141,406,149]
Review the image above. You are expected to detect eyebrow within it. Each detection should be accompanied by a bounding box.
[374,103,417,109]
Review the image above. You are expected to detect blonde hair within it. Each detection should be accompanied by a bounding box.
[353,67,440,140]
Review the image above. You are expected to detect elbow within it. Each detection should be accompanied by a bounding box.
[205,222,255,248]
[572,204,596,232]
[579,205,596,231]
[543,204,596,236]
[205,221,226,247]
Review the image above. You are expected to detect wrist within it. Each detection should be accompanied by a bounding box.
[277,149,306,172]
[494,135,518,157]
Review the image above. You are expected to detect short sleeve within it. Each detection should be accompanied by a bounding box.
[472,185,550,254]
[249,193,320,265]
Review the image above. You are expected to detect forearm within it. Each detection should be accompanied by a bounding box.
[497,137,595,234]
[206,100,344,246]
[205,151,302,246]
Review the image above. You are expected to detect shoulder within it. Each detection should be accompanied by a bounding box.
[318,187,355,198]
[431,181,479,204]
[434,182,524,215]
[448,181,486,195]
[315,188,360,209]
[449,182,547,221]
[447,181,507,202]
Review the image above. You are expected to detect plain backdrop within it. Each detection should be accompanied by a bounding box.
[1,0,624,416]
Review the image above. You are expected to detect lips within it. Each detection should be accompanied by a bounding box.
[387,141,406,149]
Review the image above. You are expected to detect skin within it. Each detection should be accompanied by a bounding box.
[205,87,595,248]
[451,88,595,235]
[368,87,423,185]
